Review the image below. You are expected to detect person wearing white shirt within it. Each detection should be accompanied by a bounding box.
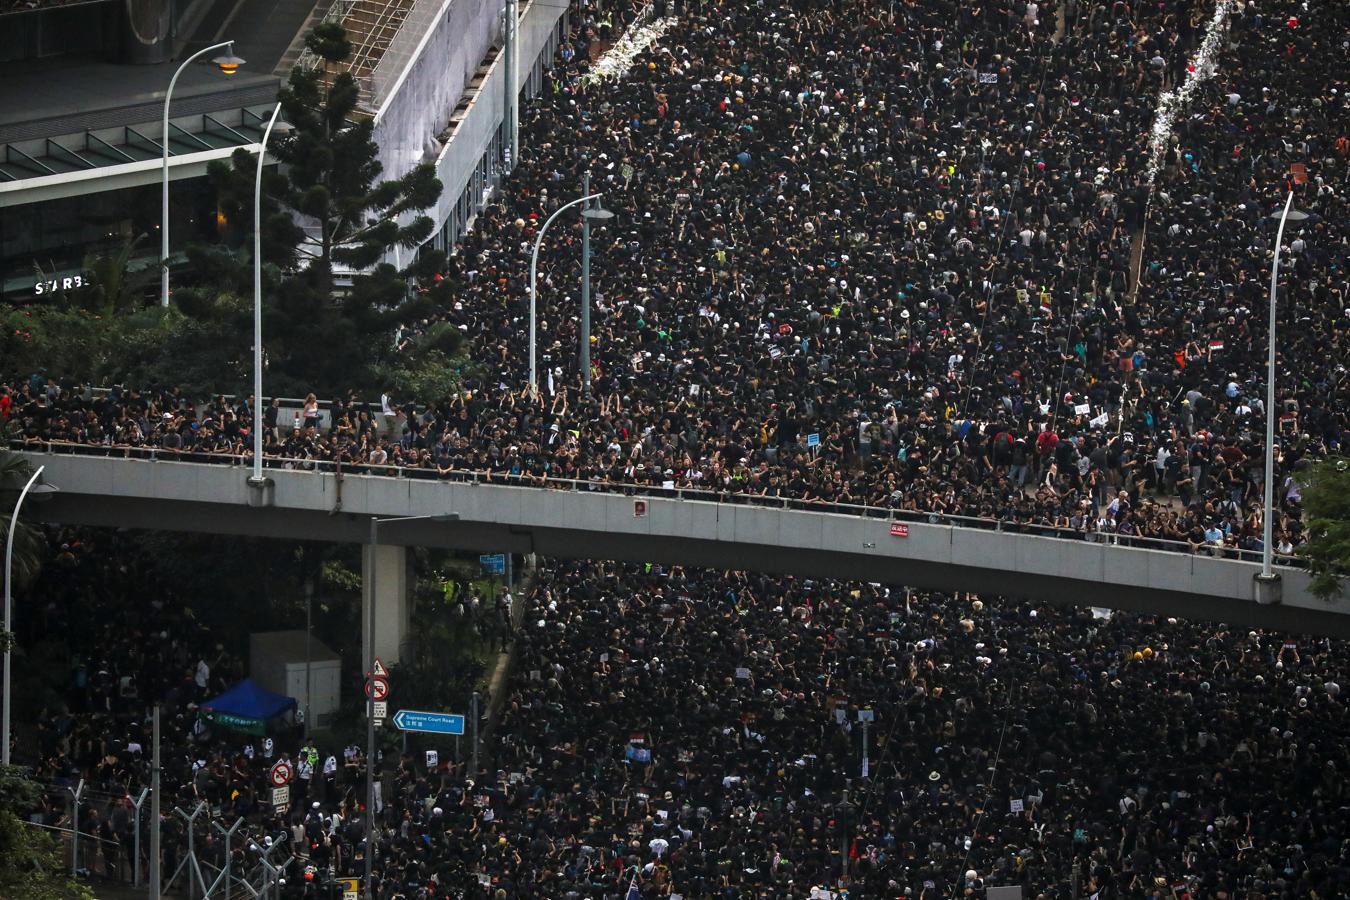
[297,755,314,804]
[194,658,210,698]
[323,754,338,801]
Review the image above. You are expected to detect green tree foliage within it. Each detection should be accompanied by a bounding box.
[5,24,466,406]
[1299,458,1350,600]
[191,23,461,401]
[382,321,467,403]
[0,765,93,900]
[78,237,157,316]
[0,302,248,399]
[276,70,439,270]
[5,232,249,396]
[304,21,353,68]
[0,307,112,383]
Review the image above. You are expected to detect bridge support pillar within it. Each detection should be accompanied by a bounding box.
[362,544,413,667]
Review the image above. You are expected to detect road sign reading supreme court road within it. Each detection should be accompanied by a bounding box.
[393,709,465,735]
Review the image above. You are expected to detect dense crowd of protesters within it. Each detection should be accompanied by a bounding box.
[16,534,1350,898]
[480,559,1350,900]
[6,0,1349,560]
[12,528,504,897]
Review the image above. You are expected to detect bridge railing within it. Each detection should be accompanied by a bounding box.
[12,438,1304,569]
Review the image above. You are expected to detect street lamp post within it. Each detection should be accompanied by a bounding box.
[579,198,615,397]
[3,466,57,766]
[1257,190,1309,602]
[363,513,457,900]
[528,190,603,395]
[578,171,592,394]
[303,577,314,741]
[160,42,245,308]
[250,104,293,486]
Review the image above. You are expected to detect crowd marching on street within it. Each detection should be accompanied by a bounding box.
[13,539,1350,899]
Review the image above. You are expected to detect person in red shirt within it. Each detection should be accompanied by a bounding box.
[1035,429,1059,482]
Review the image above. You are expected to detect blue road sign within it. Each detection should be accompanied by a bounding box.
[806,432,820,448]
[392,709,465,735]
[479,553,506,575]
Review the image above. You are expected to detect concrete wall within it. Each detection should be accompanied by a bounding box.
[371,0,501,185]
[20,451,1342,637]
[369,0,568,214]
[425,0,568,232]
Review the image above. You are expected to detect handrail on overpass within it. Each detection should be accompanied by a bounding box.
[9,436,1303,569]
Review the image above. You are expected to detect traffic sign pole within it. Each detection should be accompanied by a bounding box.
[471,692,479,778]
[365,517,377,900]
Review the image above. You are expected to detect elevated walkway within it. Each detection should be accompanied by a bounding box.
[15,449,1340,638]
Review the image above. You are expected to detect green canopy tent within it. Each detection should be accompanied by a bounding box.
[198,678,297,736]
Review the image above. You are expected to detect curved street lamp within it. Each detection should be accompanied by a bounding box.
[3,467,58,766]
[579,203,615,395]
[1257,191,1310,601]
[160,41,246,307]
[527,191,603,394]
[250,104,294,487]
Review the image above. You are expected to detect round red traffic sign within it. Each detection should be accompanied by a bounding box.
[365,675,390,701]
[270,760,293,787]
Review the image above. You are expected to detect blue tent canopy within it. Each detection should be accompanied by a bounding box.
[199,679,297,735]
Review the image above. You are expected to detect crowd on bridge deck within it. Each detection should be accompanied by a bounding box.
[12,526,1350,899]
[6,0,1349,561]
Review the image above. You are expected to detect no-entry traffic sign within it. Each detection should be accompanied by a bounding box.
[270,760,293,787]
[365,676,390,701]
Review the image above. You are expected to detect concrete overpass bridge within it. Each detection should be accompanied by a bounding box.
[12,448,1337,666]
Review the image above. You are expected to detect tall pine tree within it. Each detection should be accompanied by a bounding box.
[1300,458,1350,600]
[197,22,459,398]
